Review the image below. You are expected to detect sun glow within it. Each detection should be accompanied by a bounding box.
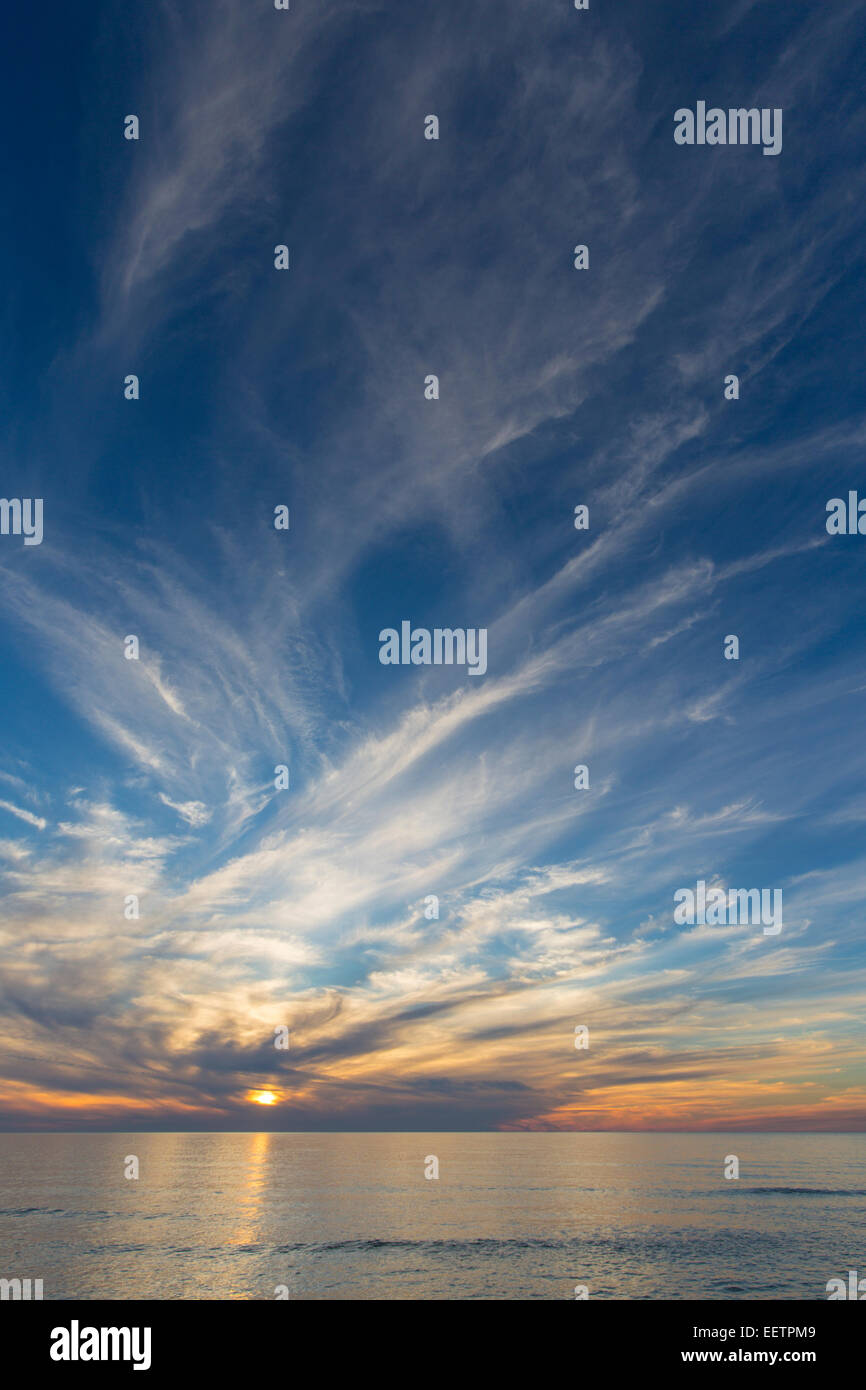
[251,1090,277,1106]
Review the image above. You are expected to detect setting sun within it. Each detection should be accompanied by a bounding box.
[250,1090,277,1106]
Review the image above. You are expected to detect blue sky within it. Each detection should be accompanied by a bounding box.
[1,0,865,1130]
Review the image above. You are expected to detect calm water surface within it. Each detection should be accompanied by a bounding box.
[1,1132,863,1299]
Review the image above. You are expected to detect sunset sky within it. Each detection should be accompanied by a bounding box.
[1,0,865,1132]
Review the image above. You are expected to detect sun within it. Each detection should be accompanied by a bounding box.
[250,1090,277,1106]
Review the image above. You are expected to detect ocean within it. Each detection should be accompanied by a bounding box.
[1,1132,863,1300]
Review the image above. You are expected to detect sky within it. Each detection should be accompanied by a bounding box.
[0,0,865,1132]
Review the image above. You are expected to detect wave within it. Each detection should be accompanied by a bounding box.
[0,1206,113,1218]
[274,1236,570,1254]
[744,1186,866,1196]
